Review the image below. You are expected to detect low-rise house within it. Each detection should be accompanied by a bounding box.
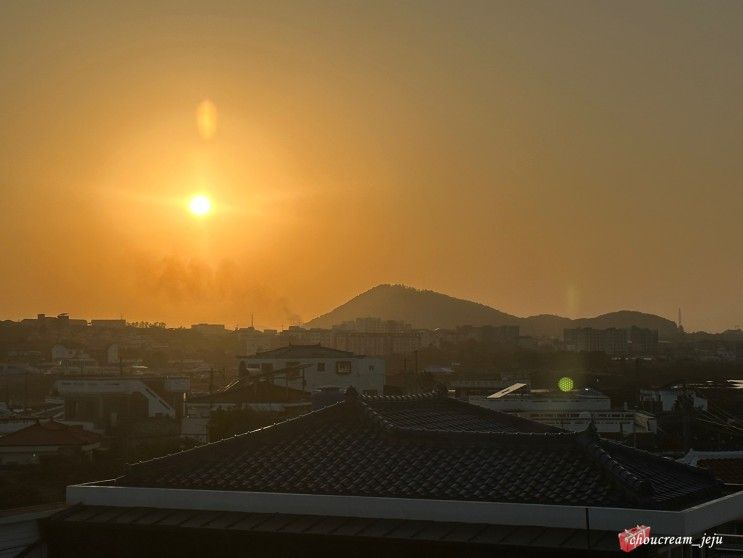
[0,420,101,465]
[183,376,313,444]
[55,375,190,431]
[238,345,384,396]
[186,378,312,417]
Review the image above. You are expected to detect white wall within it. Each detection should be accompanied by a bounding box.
[239,356,385,395]
[470,393,611,412]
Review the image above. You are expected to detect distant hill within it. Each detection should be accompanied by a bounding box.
[305,284,679,339]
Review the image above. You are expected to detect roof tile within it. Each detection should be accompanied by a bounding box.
[112,389,723,510]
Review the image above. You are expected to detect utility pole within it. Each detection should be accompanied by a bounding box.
[681,383,691,453]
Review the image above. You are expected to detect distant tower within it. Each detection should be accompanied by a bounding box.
[677,307,684,333]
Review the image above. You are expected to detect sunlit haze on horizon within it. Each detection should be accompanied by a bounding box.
[2,1,743,332]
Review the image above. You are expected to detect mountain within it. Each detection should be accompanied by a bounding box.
[305,284,679,338]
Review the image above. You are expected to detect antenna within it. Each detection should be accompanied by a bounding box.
[678,307,684,332]
[251,313,254,328]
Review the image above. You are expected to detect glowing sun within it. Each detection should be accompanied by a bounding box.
[189,195,212,217]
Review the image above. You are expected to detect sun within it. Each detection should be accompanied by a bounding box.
[189,195,212,217]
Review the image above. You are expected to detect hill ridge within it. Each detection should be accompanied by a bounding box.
[305,284,679,338]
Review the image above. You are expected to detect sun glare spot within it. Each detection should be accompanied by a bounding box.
[189,195,212,217]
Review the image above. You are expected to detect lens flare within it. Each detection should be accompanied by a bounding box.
[558,377,574,392]
[196,99,218,140]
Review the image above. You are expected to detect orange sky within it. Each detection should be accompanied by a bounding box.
[2,2,742,332]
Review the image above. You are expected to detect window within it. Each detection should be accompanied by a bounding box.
[368,365,375,372]
[335,361,352,375]
[317,362,326,372]
[260,363,273,373]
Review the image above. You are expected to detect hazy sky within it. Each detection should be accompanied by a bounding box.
[2,1,742,331]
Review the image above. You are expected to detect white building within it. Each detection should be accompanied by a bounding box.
[238,345,385,396]
[469,385,657,436]
[476,385,612,412]
[506,409,657,436]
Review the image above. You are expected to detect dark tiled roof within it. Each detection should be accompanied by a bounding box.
[113,389,723,509]
[189,378,311,405]
[0,420,101,447]
[361,394,558,433]
[696,458,743,484]
[242,344,357,359]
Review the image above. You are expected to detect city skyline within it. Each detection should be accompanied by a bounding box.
[0,282,689,337]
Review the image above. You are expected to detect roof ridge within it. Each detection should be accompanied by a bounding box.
[575,426,654,506]
[356,388,562,435]
[355,395,576,444]
[603,439,724,484]
[435,393,565,433]
[357,389,440,403]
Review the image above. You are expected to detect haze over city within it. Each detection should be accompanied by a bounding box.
[3,2,743,331]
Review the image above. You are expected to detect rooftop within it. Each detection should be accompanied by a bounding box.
[0,420,101,447]
[680,450,743,485]
[189,378,311,405]
[109,388,722,510]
